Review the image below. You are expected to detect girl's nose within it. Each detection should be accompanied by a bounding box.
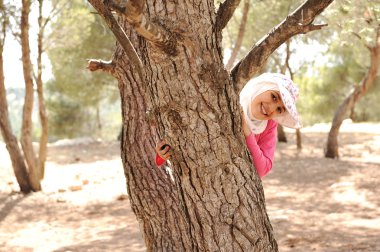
[268,103,276,115]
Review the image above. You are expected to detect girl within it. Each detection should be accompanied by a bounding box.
[156,73,301,178]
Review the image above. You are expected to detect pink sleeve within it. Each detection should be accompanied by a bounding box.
[245,121,277,178]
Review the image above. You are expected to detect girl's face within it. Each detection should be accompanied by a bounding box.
[250,90,286,120]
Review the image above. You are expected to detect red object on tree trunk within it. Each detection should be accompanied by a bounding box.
[155,154,166,167]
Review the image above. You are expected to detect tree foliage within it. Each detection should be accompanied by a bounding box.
[46,0,119,140]
[297,0,380,125]
[223,0,305,68]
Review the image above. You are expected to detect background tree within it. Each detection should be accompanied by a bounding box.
[223,0,305,70]
[35,0,67,179]
[0,0,31,193]
[46,0,119,141]
[324,0,380,158]
[0,0,70,192]
[87,0,334,250]
[224,0,250,70]
[20,0,43,191]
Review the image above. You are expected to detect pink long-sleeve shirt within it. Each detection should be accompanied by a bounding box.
[245,119,278,178]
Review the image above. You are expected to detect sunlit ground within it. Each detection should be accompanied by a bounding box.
[0,140,145,252]
[0,121,379,251]
[266,121,380,251]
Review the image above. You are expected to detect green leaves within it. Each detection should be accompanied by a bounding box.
[46,0,120,140]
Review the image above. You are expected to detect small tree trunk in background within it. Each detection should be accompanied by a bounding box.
[296,129,302,149]
[96,106,102,134]
[117,126,122,141]
[21,0,41,190]
[36,0,49,180]
[284,39,302,149]
[0,30,32,193]
[277,124,287,142]
[225,0,250,71]
[325,35,380,158]
[349,106,356,122]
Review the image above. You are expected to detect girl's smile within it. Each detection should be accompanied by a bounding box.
[250,90,286,120]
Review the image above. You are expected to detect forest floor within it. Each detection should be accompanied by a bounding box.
[0,120,379,252]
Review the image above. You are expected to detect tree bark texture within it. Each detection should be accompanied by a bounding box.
[21,0,41,190]
[0,42,32,194]
[325,33,380,158]
[89,0,334,250]
[113,2,276,251]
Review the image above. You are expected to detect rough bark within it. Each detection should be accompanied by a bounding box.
[231,0,333,91]
[216,0,242,32]
[111,1,276,250]
[225,0,249,71]
[88,44,193,251]
[89,0,333,250]
[21,0,41,191]
[325,29,380,158]
[0,13,32,193]
[36,0,49,180]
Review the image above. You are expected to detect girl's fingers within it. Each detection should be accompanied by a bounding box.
[163,145,170,154]
[163,151,172,160]
[158,145,171,160]
[155,139,166,152]
[156,139,172,160]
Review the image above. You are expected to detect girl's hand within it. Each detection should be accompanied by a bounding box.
[155,139,172,160]
[241,107,252,137]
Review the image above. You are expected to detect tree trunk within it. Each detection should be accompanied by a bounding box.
[277,124,287,142]
[325,35,380,158]
[0,37,32,194]
[117,47,277,250]
[349,106,356,122]
[89,0,333,250]
[36,0,49,180]
[21,0,41,190]
[96,106,102,136]
[116,47,195,250]
[296,129,301,149]
[114,3,277,251]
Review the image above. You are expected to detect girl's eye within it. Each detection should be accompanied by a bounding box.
[272,94,277,101]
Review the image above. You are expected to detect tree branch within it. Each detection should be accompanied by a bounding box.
[87,0,145,83]
[225,0,249,70]
[231,0,334,91]
[216,0,241,32]
[87,59,116,74]
[106,0,177,55]
[285,39,294,79]
[350,31,372,51]
[42,0,70,31]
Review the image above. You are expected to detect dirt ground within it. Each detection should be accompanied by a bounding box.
[1,121,379,252]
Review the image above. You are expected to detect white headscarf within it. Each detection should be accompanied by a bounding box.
[239,73,302,134]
